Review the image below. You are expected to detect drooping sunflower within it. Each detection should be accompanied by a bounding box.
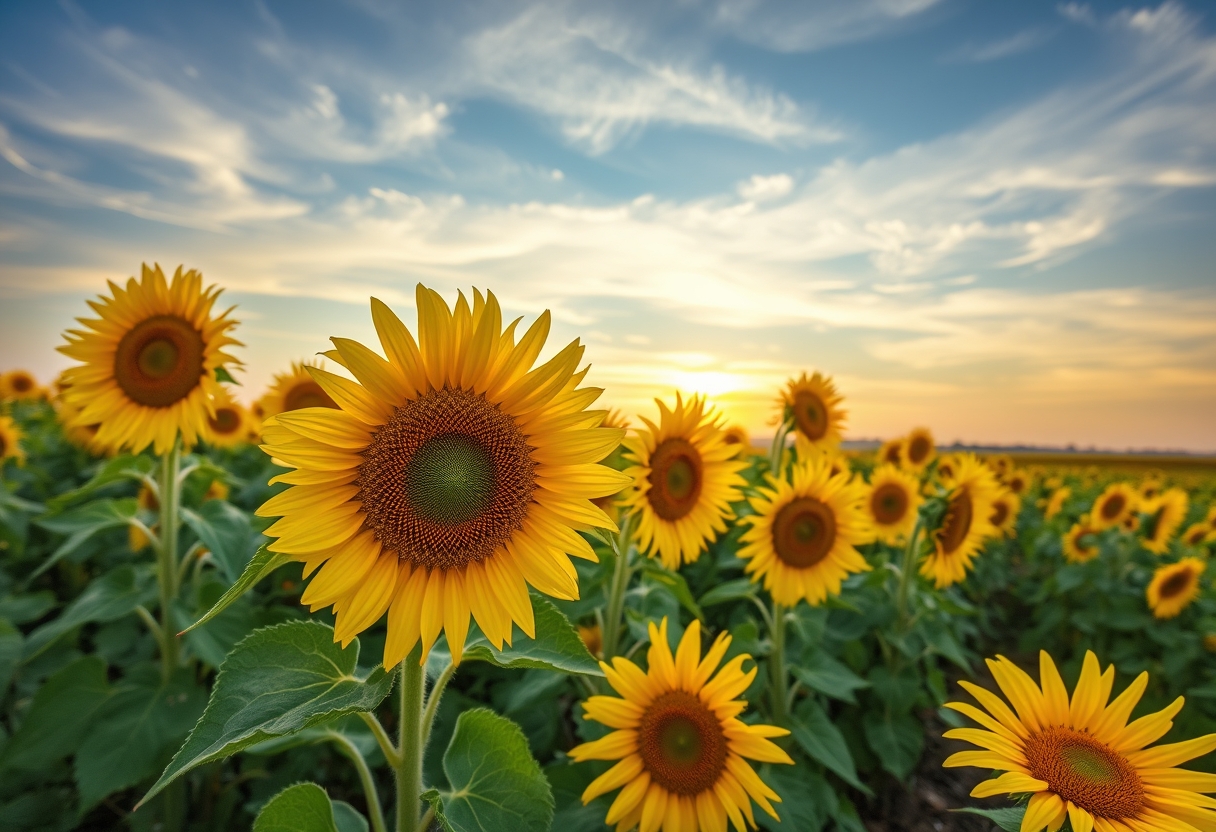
[620,394,746,570]
[57,264,241,455]
[0,416,26,465]
[1004,468,1029,496]
[257,287,629,667]
[944,650,1216,832]
[1,370,41,401]
[780,371,845,457]
[1141,488,1189,555]
[257,360,338,419]
[878,437,904,467]
[204,387,250,448]
[990,489,1020,537]
[920,453,1000,588]
[1044,486,1071,520]
[1147,558,1206,620]
[1091,483,1138,532]
[865,463,922,545]
[1181,523,1214,547]
[1062,516,1100,564]
[902,427,935,472]
[571,618,793,831]
[738,455,872,607]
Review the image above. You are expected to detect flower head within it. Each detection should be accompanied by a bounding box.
[1147,558,1205,619]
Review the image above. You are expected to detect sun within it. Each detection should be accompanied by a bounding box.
[620,393,746,569]
[865,463,922,545]
[780,371,846,457]
[1146,557,1205,619]
[571,618,793,831]
[57,264,241,455]
[1090,482,1137,532]
[920,453,1000,588]
[256,286,629,667]
[902,427,935,471]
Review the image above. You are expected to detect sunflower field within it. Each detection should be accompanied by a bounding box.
[0,266,1214,832]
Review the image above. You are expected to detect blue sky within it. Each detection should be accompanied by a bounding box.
[1,0,1215,451]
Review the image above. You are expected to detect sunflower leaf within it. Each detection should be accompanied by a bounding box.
[791,700,872,794]
[29,497,139,579]
[179,545,290,635]
[215,366,239,385]
[45,454,155,511]
[953,806,1026,832]
[253,782,339,832]
[22,565,157,660]
[139,621,394,807]
[640,561,704,621]
[460,593,603,676]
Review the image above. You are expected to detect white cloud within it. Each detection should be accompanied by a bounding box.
[737,173,793,202]
[945,28,1055,63]
[712,0,944,53]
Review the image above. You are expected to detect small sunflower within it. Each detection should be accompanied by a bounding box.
[1004,468,1029,496]
[1140,478,1164,502]
[721,424,750,457]
[204,479,230,502]
[988,454,1013,479]
[204,387,250,448]
[1044,487,1071,520]
[935,453,959,482]
[578,623,602,659]
[1123,512,1140,533]
[990,489,1020,537]
[621,394,746,570]
[1062,516,1100,564]
[865,464,922,545]
[571,618,793,831]
[1147,558,1205,619]
[1091,483,1138,532]
[902,427,935,472]
[945,650,1216,832]
[57,264,241,455]
[257,287,629,667]
[1141,488,1188,555]
[1181,523,1214,547]
[878,437,904,467]
[1206,634,1216,653]
[258,360,338,419]
[1,370,41,401]
[921,453,1000,588]
[739,455,872,607]
[0,416,26,465]
[780,371,845,457]
[1206,504,1216,530]
[129,483,159,552]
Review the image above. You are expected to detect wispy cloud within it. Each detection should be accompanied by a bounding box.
[711,0,944,53]
[944,27,1056,63]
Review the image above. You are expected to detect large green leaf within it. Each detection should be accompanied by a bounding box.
[863,711,924,781]
[790,700,871,794]
[31,497,139,577]
[790,650,870,704]
[253,782,340,832]
[426,709,554,832]
[756,766,834,832]
[954,806,1026,831]
[697,578,757,608]
[47,454,154,511]
[640,561,703,620]
[23,565,157,659]
[0,656,111,771]
[140,620,394,806]
[180,545,291,634]
[0,620,21,697]
[460,593,602,676]
[181,499,257,583]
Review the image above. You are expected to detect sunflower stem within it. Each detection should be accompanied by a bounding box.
[156,440,181,683]
[768,418,790,479]
[329,731,388,832]
[396,650,425,832]
[769,600,789,726]
[602,511,636,661]
[359,712,401,769]
[421,660,457,751]
[895,518,924,635]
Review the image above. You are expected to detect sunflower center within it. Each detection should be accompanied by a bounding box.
[0,434,7,456]
[638,690,727,795]
[357,386,535,571]
[1024,727,1143,820]
[1101,494,1125,520]
[209,407,241,435]
[773,496,837,568]
[1158,570,1193,600]
[908,436,930,464]
[937,487,973,555]
[1188,528,1206,545]
[12,375,33,393]
[871,483,908,525]
[113,315,206,408]
[284,380,337,412]
[937,462,955,480]
[793,391,828,440]
[647,438,703,521]
[991,501,1009,528]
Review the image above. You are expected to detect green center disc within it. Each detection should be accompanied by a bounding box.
[406,433,496,525]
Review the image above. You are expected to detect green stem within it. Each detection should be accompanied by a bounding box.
[895,519,924,633]
[329,732,388,832]
[601,512,635,661]
[359,712,401,769]
[396,651,425,832]
[156,441,181,682]
[768,418,790,479]
[421,661,457,751]
[769,600,789,726]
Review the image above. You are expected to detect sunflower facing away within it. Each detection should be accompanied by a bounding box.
[865,463,922,545]
[0,416,26,465]
[1045,487,1071,521]
[620,394,746,570]
[921,453,1000,588]
[739,454,873,607]
[1141,489,1189,555]
[1,370,41,401]
[1062,516,1100,564]
[204,387,250,448]
[780,371,845,457]
[257,359,338,419]
[571,618,793,832]
[1147,558,1205,619]
[944,650,1216,832]
[990,489,1021,538]
[1091,483,1138,532]
[57,264,241,455]
[902,427,935,472]
[257,287,629,667]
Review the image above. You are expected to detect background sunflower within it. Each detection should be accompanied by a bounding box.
[781,371,846,458]
[921,453,1000,587]
[865,463,922,545]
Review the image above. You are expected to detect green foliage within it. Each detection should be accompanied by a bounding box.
[252,782,366,832]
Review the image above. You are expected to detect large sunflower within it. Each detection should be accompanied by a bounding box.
[739,455,872,607]
[780,371,845,457]
[1141,489,1188,555]
[57,264,241,455]
[620,394,746,570]
[865,463,922,545]
[1062,516,1100,564]
[1,370,41,401]
[1147,558,1205,619]
[990,489,1021,538]
[258,360,339,418]
[921,453,1000,588]
[571,618,793,831]
[257,287,628,667]
[0,416,26,465]
[902,427,935,472]
[1044,487,1071,521]
[945,650,1216,832]
[204,387,250,448]
[1091,483,1138,532]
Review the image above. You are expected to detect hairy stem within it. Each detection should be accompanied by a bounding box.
[769,600,789,726]
[329,732,387,832]
[156,441,181,682]
[421,661,457,752]
[601,511,635,661]
[396,650,425,832]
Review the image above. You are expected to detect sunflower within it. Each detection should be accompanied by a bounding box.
[204,387,249,448]
[988,454,1013,479]
[1207,505,1216,531]
[990,489,1020,537]
[258,360,338,419]
[0,416,26,465]
[878,437,904,467]
[57,264,241,455]
[780,371,845,457]
[1181,523,1214,547]
[1044,487,1071,520]
[1091,483,1138,532]
[621,394,746,570]
[865,463,922,545]
[738,455,872,607]
[920,453,1000,588]
[902,427,935,472]
[257,287,629,668]
[1062,517,1100,564]
[129,482,159,552]
[204,479,230,502]
[1123,512,1140,533]
[1004,468,1029,496]
[935,453,959,482]
[944,649,1216,832]
[721,424,750,457]
[571,618,793,832]
[1140,478,1164,502]
[1147,558,1205,620]
[578,623,602,659]
[1206,634,1216,653]
[1141,489,1188,555]
[1,370,41,401]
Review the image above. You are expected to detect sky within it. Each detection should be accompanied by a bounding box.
[1,0,1215,452]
